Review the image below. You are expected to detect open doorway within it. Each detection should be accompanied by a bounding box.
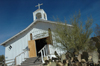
[35,38,47,56]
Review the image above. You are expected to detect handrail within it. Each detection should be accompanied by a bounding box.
[34,45,47,63]
[5,59,14,65]
[38,44,49,63]
[15,50,27,65]
[6,61,14,64]
[15,50,27,58]
[0,59,14,65]
[3,49,29,65]
[38,45,46,53]
[5,59,14,61]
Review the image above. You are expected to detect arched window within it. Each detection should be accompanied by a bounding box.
[36,13,42,19]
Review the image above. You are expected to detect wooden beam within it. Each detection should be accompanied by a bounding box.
[48,28,53,45]
[30,33,32,40]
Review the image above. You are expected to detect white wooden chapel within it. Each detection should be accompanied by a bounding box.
[1,3,68,66]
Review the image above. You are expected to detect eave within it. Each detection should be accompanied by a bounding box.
[0,19,72,46]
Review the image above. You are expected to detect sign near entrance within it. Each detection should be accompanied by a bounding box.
[32,31,48,40]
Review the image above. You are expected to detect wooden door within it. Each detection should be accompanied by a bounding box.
[28,40,37,57]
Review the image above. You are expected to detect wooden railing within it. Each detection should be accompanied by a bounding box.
[3,49,29,66]
[14,50,28,65]
[2,51,27,66]
[0,59,15,66]
[38,44,49,63]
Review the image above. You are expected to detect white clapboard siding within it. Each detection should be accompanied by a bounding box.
[5,22,56,65]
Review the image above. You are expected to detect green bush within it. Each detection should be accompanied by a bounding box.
[0,55,4,62]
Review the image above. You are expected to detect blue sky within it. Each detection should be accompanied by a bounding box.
[0,0,100,55]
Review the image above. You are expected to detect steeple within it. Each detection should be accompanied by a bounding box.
[33,3,47,21]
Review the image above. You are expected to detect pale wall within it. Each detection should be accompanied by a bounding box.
[5,21,56,65]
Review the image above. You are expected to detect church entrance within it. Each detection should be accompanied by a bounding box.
[35,37,47,56]
[28,28,52,58]
[28,36,51,58]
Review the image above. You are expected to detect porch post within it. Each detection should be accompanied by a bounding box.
[48,28,53,45]
[41,51,44,63]
[43,48,45,57]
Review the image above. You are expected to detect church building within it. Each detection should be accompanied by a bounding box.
[0,4,69,66]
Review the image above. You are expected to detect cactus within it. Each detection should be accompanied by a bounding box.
[61,54,66,63]
[56,62,63,66]
[50,62,56,66]
[92,51,99,64]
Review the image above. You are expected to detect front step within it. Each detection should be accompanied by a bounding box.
[21,57,42,66]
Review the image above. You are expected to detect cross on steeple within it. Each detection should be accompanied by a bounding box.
[35,3,43,9]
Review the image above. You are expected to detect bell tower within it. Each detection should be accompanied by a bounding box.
[33,3,47,21]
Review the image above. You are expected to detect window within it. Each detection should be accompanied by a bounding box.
[9,45,12,50]
[36,13,42,19]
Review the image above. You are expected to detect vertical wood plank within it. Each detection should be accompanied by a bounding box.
[30,33,32,40]
[43,48,45,57]
[41,51,44,63]
[48,28,53,45]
